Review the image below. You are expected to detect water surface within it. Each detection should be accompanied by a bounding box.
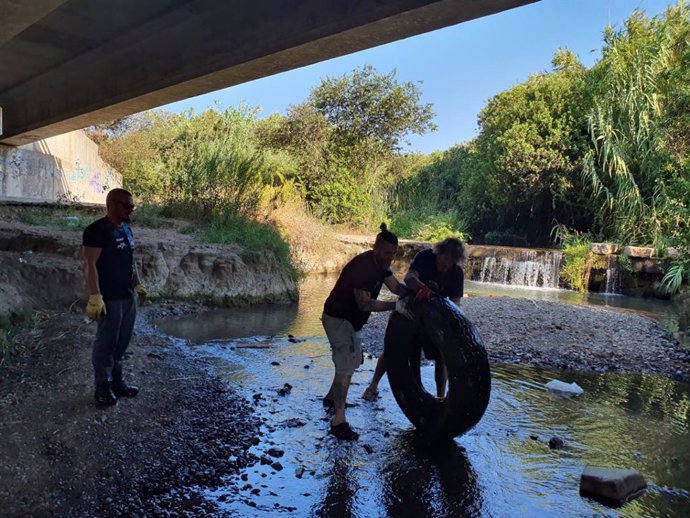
[155,276,690,517]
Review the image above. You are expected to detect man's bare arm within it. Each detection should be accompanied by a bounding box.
[82,246,102,295]
[404,269,426,292]
[383,275,410,297]
[353,289,396,312]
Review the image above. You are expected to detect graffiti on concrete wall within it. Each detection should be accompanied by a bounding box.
[0,134,122,205]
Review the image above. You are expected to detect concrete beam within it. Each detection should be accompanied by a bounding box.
[0,0,70,46]
[0,0,538,145]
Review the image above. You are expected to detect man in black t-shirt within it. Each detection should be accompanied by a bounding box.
[321,224,410,441]
[82,188,147,407]
[363,237,465,401]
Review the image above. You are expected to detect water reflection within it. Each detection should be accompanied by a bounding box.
[379,431,482,518]
[312,453,359,518]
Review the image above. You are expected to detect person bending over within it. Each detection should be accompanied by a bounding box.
[363,237,465,401]
[321,224,409,441]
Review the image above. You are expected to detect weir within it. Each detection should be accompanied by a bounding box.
[464,246,563,289]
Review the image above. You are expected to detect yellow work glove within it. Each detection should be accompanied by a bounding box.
[135,284,147,306]
[86,294,106,321]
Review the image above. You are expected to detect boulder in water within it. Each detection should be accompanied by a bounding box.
[580,466,646,506]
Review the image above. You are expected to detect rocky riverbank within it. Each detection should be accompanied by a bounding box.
[361,297,690,380]
[0,221,298,315]
[0,308,267,517]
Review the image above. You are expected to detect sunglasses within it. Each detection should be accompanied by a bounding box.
[117,201,136,210]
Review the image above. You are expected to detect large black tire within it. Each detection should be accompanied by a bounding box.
[384,297,491,441]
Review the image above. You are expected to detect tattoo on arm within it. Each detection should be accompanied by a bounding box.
[82,246,102,295]
[354,289,375,312]
[353,289,396,312]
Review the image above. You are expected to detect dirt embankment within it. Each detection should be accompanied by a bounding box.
[361,297,690,380]
[0,221,298,315]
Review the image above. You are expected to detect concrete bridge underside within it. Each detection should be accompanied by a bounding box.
[0,0,537,146]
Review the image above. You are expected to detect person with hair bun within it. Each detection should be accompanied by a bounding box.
[321,223,410,441]
[363,237,465,401]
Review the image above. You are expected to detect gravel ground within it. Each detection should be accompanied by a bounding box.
[0,307,262,518]
[361,297,690,379]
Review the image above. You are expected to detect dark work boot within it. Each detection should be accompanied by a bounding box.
[112,381,139,398]
[94,383,117,407]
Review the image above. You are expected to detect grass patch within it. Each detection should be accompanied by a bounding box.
[268,199,333,275]
[133,203,165,228]
[17,207,95,231]
[560,240,593,292]
[203,215,298,279]
[390,208,470,242]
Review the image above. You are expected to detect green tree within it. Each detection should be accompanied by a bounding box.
[583,2,690,249]
[470,51,591,243]
[257,65,437,226]
[308,65,436,153]
[97,110,176,199]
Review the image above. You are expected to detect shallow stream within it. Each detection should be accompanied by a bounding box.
[155,276,690,517]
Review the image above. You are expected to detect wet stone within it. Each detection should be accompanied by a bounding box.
[271,462,283,471]
[549,437,564,449]
[580,466,646,505]
[267,447,284,458]
[282,418,305,428]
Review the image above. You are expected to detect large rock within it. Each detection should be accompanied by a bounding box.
[623,246,656,258]
[579,466,646,505]
[591,243,621,255]
[665,247,681,259]
[136,241,296,305]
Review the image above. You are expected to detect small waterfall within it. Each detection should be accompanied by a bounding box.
[477,249,562,289]
[603,255,621,295]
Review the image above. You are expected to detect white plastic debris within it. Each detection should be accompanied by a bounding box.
[545,379,584,395]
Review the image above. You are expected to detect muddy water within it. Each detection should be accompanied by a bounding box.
[156,276,690,517]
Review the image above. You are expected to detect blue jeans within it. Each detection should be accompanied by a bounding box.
[92,295,136,387]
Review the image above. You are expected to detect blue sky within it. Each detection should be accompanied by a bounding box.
[164,0,675,154]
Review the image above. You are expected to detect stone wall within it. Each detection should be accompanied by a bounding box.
[0,131,121,205]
